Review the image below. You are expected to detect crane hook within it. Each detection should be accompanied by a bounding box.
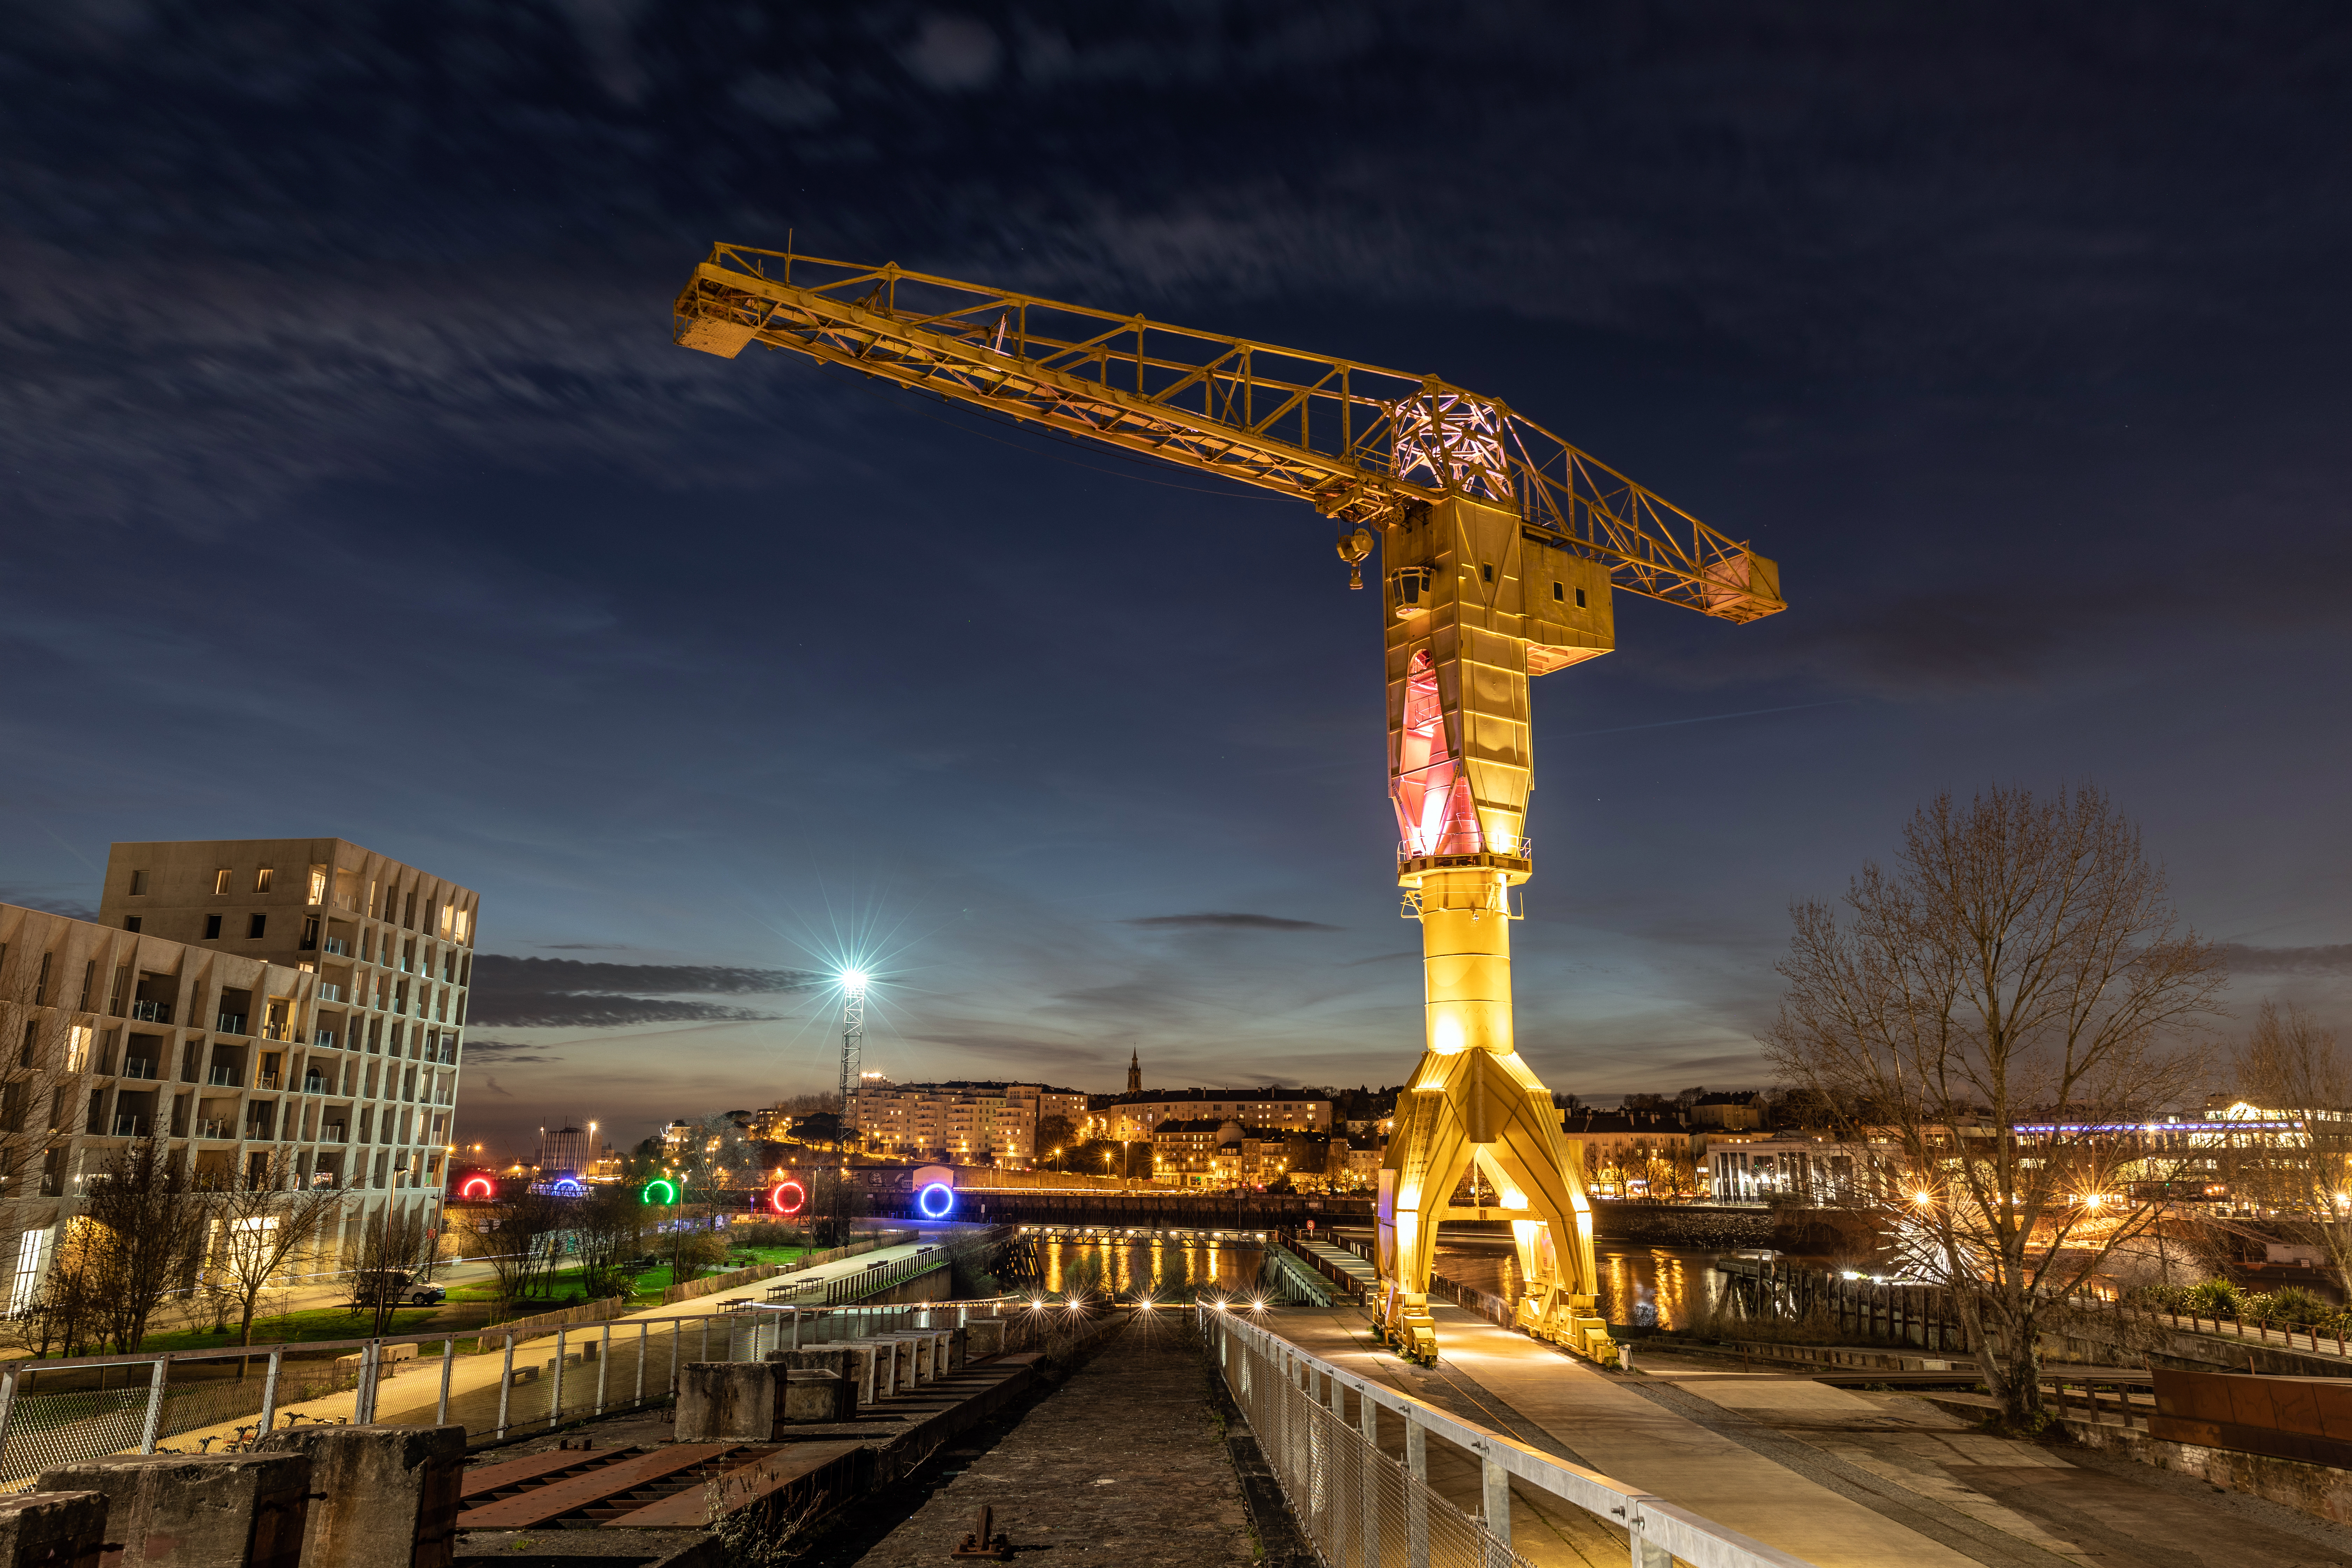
[1336,527,1374,590]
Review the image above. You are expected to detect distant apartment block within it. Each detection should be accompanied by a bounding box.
[852,1079,1087,1165]
[1088,1086,1333,1143]
[0,837,475,1305]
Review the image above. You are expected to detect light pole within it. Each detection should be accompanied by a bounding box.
[836,970,868,1153]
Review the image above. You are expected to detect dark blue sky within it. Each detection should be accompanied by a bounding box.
[3,3,2347,1158]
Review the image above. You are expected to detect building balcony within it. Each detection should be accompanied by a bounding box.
[314,1029,337,1048]
[256,1072,281,1091]
[322,936,351,957]
[321,1125,348,1143]
[207,1066,242,1088]
[216,1012,248,1035]
[303,1073,328,1094]
[196,1119,234,1140]
[318,984,344,1003]
[128,1000,172,1024]
[120,1059,157,1081]
[110,1115,146,1137]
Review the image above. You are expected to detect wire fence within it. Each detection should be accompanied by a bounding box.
[1201,1306,1816,1568]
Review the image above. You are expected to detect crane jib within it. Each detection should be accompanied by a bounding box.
[673,244,1783,624]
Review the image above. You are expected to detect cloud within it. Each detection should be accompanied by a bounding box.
[2222,945,2352,976]
[901,15,1002,91]
[461,1040,565,1065]
[1121,913,1341,932]
[537,943,643,951]
[0,888,97,922]
[466,955,818,1028]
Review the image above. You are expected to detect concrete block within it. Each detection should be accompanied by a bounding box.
[254,1423,464,1568]
[0,1490,108,1568]
[964,1318,1007,1360]
[677,1362,848,1438]
[782,1370,854,1423]
[35,1454,310,1568]
[771,1344,877,1406]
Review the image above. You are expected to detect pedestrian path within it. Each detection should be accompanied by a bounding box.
[159,1236,938,1448]
[1267,1301,1981,1568]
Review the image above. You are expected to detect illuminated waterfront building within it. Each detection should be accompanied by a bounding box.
[0,835,475,1307]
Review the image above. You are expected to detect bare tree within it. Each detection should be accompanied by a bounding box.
[574,1182,644,1298]
[203,1149,348,1345]
[80,1136,212,1352]
[349,1204,438,1336]
[2230,1001,2352,1296]
[465,1187,569,1310]
[806,1166,867,1248]
[1765,784,2226,1427]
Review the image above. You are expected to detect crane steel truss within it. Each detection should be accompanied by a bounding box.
[674,245,1784,623]
[677,243,1784,1366]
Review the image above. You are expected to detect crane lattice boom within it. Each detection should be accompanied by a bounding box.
[674,244,1783,623]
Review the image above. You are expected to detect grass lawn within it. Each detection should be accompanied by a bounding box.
[33,1306,448,1359]
[452,1247,813,1316]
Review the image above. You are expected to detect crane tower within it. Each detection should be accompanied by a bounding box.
[673,245,1784,1362]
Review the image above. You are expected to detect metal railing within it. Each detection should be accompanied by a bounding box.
[1201,1306,1812,1568]
[314,1030,337,1048]
[108,1116,146,1138]
[217,1014,247,1035]
[766,1246,952,1306]
[0,1294,1020,1488]
[207,1067,241,1087]
[119,1060,157,1081]
[128,1001,171,1024]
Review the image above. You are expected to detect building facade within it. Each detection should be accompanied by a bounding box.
[1557,1108,1708,1201]
[851,1079,1087,1165]
[1,836,474,1304]
[1089,1087,1333,1143]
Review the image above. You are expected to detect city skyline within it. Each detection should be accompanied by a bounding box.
[3,8,2347,1156]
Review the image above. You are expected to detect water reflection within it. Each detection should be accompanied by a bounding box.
[1032,1237,1264,1298]
[1433,1243,1729,1330]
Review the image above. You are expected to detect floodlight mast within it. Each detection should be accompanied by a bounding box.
[677,245,1787,1367]
[837,971,867,1149]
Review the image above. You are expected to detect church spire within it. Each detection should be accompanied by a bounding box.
[1127,1045,1142,1095]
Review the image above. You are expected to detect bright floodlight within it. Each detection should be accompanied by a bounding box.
[840,968,870,993]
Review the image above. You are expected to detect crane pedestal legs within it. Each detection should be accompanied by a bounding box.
[1372,867,1614,1366]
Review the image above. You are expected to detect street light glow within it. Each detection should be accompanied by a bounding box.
[840,968,870,993]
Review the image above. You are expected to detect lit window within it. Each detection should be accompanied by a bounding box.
[308,867,327,904]
[214,869,232,895]
[254,868,274,894]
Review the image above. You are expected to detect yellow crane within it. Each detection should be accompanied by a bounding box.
[674,244,1784,1363]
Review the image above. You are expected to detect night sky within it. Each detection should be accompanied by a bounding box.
[4,4,2348,1160]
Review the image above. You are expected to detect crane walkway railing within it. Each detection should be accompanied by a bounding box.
[1201,1303,1813,1568]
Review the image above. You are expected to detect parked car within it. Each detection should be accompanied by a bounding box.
[349,1270,444,1307]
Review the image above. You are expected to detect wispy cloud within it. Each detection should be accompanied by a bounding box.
[467,956,818,1028]
[1122,913,1341,933]
[2222,945,2352,976]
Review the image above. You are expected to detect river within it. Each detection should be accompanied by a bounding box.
[1025,1232,1743,1329]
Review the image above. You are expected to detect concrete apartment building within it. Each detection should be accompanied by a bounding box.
[0,837,475,1305]
[852,1079,1087,1165]
[1088,1087,1333,1144]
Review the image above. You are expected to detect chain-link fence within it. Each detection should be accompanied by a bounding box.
[1200,1307,1816,1568]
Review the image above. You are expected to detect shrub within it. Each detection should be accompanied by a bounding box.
[2182,1278,2241,1318]
[2260,1286,2330,1326]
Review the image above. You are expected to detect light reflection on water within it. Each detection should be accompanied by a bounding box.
[1433,1244,1729,1330]
[1032,1237,1264,1297]
[1027,1235,1730,1327]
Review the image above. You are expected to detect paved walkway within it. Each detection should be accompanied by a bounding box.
[1267,1301,1982,1568]
[1262,1302,2352,1568]
[834,1318,1254,1568]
